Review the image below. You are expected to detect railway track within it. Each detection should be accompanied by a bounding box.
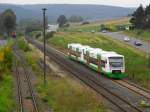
[112,79,150,100]
[14,59,24,112]
[27,38,149,112]
[14,50,39,112]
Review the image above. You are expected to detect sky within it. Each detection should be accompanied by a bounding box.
[0,0,149,7]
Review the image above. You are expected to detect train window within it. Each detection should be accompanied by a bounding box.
[101,60,105,67]
[109,57,123,67]
[90,57,98,65]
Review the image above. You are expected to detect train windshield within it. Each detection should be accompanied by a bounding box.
[109,57,123,67]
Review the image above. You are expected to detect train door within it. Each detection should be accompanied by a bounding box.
[101,59,107,73]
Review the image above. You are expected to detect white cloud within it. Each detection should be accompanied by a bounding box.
[0,0,149,7]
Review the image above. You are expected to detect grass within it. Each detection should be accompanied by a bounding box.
[37,75,106,112]
[0,71,16,112]
[24,44,106,112]
[65,24,101,32]
[47,32,150,89]
[124,29,150,43]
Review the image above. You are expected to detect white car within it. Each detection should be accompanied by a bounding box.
[124,37,130,42]
[102,30,107,33]
[91,30,95,33]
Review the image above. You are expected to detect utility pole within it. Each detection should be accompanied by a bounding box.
[148,53,150,68]
[42,8,47,86]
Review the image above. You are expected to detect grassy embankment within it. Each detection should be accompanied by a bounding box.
[46,31,150,89]
[0,40,16,111]
[124,30,150,43]
[18,37,106,112]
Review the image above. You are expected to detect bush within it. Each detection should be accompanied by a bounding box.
[17,38,30,52]
[46,31,55,39]
[63,23,70,27]
[0,72,15,111]
[0,45,13,79]
[4,46,13,69]
[81,21,90,25]
[35,33,42,39]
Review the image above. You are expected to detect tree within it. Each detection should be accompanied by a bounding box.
[1,9,16,36]
[57,15,67,27]
[130,5,144,29]
[0,14,2,34]
[143,4,150,29]
[69,15,83,22]
[100,24,106,31]
[0,13,5,35]
[19,18,43,34]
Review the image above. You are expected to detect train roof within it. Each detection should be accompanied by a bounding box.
[68,43,82,46]
[68,43,124,58]
[68,43,82,48]
[101,53,124,58]
[79,45,91,49]
[85,47,95,51]
[89,48,103,54]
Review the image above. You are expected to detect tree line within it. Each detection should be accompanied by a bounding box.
[0,9,16,37]
[130,4,150,29]
[57,15,84,27]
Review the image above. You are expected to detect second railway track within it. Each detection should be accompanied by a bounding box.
[14,49,39,112]
[112,79,150,100]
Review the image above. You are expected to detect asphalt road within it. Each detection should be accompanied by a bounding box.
[0,40,7,46]
[99,32,150,53]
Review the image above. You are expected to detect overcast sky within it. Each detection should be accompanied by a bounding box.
[0,0,149,7]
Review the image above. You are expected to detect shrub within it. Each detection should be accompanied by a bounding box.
[4,46,13,69]
[0,72,15,111]
[81,21,90,25]
[17,38,30,52]
[35,33,42,39]
[63,23,70,27]
[0,45,13,80]
[46,31,55,39]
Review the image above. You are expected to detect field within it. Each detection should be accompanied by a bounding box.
[124,30,150,43]
[46,32,150,89]
[63,17,130,32]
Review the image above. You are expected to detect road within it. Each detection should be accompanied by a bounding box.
[0,40,7,46]
[99,32,150,53]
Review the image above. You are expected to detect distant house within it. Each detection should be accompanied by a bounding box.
[116,24,134,31]
[125,25,134,30]
[47,24,59,32]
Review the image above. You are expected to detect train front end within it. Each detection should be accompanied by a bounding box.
[105,54,127,79]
